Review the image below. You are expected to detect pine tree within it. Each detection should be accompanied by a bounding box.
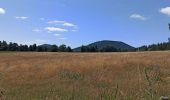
[2,41,8,51]
[66,46,72,52]
[59,44,66,52]
[50,45,58,52]
[32,44,37,51]
[81,45,87,52]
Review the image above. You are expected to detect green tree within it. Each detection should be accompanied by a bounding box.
[81,45,87,52]
[138,45,148,51]
[59,44,66,52]
[32,44,37,51]
[36,46,43,52]
[50,45,58,52]
[29,45,33,51]
[66,46,72,52]
[1,41,8,51]
[100,46,118,52]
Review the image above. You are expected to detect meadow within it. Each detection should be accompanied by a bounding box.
[0,52,170,100]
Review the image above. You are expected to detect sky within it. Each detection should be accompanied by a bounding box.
[0,0,170,48]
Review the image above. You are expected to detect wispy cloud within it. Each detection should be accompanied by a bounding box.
[48,20,65,24]
[72,30,78,32]
[130,14,147,20]
[54,34,61,36]
[48,20,77,28]
[44,27,68,33]
[33,20,78,38]
[40,18,45,20]
[160,7,170,16]
[0,8,5,15]
[58,37,67,40]
[15,16,28,20]
[63,22,76,27]
[32,29,42,32]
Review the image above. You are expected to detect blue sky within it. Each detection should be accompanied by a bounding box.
[0,0,170,48]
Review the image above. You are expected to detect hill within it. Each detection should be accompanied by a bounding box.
[39,44,52,49]
[73,40,134,52]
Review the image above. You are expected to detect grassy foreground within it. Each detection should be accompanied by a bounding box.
[0,52,170,100]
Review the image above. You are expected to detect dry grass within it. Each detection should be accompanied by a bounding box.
[0,52,170,100]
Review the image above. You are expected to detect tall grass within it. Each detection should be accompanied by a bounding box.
[0,52,169,99]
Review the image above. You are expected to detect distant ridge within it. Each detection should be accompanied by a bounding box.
[73,40,134,52]
[39,44,52,49]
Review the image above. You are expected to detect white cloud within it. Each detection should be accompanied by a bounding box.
[32,29,42,32]
[130,14,146,20]
[72,29,78,32]
[33,20,78,34]
[40,18,45,20]
[58,37,67,40]
[63,22,76,27]
[0,8,5,15]
[54,34,61,36]
[160,7,170,16]
[48,20,66,24]
[44,27,68,32]
[48,20,77,27]
[15,16,28,20]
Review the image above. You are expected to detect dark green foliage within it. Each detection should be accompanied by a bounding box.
[66,46,73,52]
[59,44,67,52]
[8,42,18,51]
[0,40,72,52]
[78,38,170,52]
[32,44,37,51]
[2,38,170,52]
[74,40,134,52]
[80,45,88,52]
[137,38,170,51]
[36,46,44,52]
[18,45,29,51]
[0,41,8,51]
[89,46,98,52]
[88,40,134,50]
[29,44,37,51]
[80,45,119,52]
[100,46,118,52]
[137,45,148,51]
[49,45,58,52]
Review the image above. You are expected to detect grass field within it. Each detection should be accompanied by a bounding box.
[0,52,170,100]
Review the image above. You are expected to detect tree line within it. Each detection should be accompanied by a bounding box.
[137,38,170,51]
[1,38,170,52]
[80,45,121,52]
[80,38,170,52]
[0,40,72,52]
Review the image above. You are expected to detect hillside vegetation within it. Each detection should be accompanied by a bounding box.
[73,40,134,52]
[0,52,169,99]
